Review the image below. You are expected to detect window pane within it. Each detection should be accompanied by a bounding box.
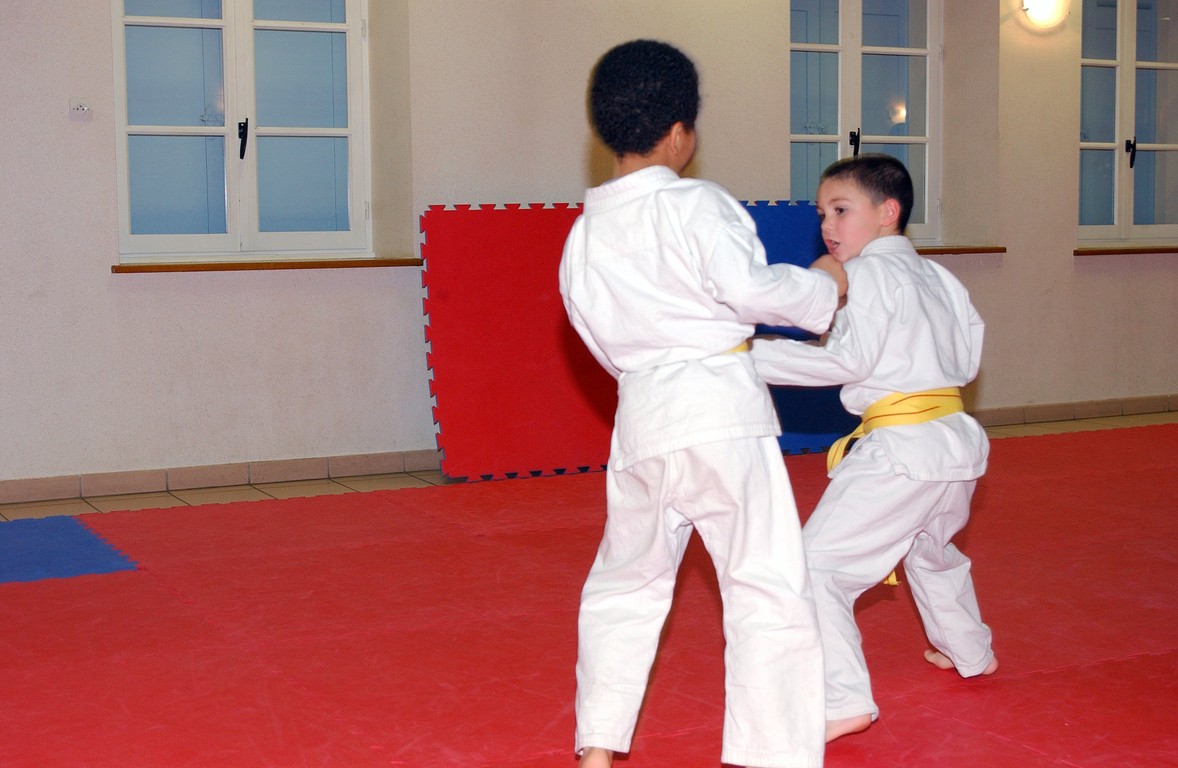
[1081,0,1117,60]
[790,142,837,202]
[1079,149,1116,225]
[255,30,348,128]
[124,0,221,19]
[1135,68,1178,143]
[126,26,224,126]
[129,136,226,234]
[862,54,926,136]
[862,0,926,48]
[861,143,926,225]
[257,137,350,232]
[1135,0,1177,63]
[791,0,838,44]
[254,0,344,23]
[1133,150,1178,224]
[1081,65,1116,142]
[791,51,838,136]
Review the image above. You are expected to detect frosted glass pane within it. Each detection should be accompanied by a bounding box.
[129,136,226,234]
[255,30,347,128]
[124,0,221,19]
[254,0,344,23]
[257,137,349,232]
[791,0,838,44]
[790,142,837,203]
[863,0,926,48]
[1082,0,1117,59]
[1134,151,1178,225]
[1079,149,1115,225]
[862,54,926,136]
[1135,69,1178,143]
[1136,0,1176,63]
[791,51,838,136]
[1080,66,1116,142]
[126,26,223,126]
[861,143,926,225]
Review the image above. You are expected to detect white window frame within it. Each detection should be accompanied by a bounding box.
[111,0,373,264]
[788,0,943,243]
[1080,0,1178,243]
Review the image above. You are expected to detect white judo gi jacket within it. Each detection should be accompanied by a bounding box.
[559,165,838,465]
[752,234,989,480]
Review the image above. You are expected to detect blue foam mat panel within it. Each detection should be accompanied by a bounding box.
[745,201,859,451]
[0,516,137,584]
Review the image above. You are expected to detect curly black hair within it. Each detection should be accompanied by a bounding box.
[821,153,915,231]
[588,40,700,157]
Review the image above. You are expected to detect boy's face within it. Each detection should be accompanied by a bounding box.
[816,177,897,263]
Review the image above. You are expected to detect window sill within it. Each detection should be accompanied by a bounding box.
[1074,245,1178,257]
[111,258,422,274]
[915,245,1007,256]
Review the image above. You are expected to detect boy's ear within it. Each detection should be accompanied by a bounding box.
[880,198,902,229]
[669,121,688,152]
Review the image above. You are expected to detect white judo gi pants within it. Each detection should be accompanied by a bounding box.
[575,436,825,768]
[804,439,994,721]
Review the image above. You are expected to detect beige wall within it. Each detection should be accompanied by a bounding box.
[388,0,1175,409]
[0,1,435,482]
[0,1,1174,483]
[400,1,793,210]
[982,0,1177,407]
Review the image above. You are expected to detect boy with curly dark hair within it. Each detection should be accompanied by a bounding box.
[560,39,845,768]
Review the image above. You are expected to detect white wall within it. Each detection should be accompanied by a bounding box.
[0,2,435,482]
[1,1,1175,484]
[404,1,794,207]
[982,0,1177,406]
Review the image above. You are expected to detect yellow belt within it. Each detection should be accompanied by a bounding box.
[826,387,964,473]
[727,341,750,354]
[825,386,964,588]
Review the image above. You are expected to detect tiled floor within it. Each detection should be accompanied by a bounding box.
[979,410,1178,437]
[2,410,1175,522]
[0,470,447,522]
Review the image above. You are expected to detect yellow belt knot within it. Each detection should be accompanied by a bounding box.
[825,386,964,588]
[826,387,964,473]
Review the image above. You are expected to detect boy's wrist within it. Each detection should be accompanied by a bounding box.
[809,254,848,299]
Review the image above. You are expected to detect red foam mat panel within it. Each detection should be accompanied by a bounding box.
[421,204,615,481]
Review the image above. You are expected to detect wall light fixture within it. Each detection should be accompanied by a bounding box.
[1022,0,1070,28]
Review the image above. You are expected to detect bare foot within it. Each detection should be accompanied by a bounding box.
[579,747,613,768]
[826,714,872,743]
[924,649,999,676]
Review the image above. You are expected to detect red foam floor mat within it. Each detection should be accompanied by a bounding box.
[1,425,1176,767]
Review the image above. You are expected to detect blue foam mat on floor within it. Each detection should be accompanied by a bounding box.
[0,516,137,584]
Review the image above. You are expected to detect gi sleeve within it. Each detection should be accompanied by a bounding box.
[751,268,889,387]
[966,301,984,382]
[558,222,623,380]
[701,218,838,336]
